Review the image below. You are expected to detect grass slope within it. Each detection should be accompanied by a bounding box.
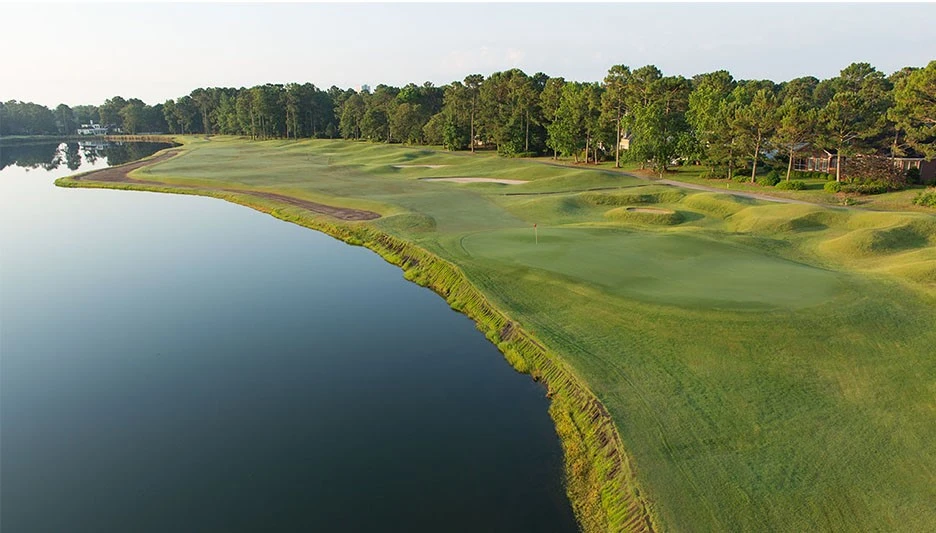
[59,137,936,532]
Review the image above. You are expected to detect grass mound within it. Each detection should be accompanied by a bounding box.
[681,193,750,218]
[506,195,597,224]
[878,259,936,284]
[820,224,931,258]
[728,204,845,234]
[580,187,685,207]
[604,206,683,225]
[373,213,437,235]
[462,227,843,310]
[817,212,936,260]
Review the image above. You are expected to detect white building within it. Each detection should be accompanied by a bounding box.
[76,122,108,135]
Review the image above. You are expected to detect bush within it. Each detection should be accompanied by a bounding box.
[912,188,936,207]
[841,180,890,195]
[756,170,781,187]
[776,180,806,190]
[732,174,750,184]
[792,170,834,180]
[824,181,842,193]
[906,168,921,185]
[845,156,908,190]
[790,170,812,180]
[701,167,729,179]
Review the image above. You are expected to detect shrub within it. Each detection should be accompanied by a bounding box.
[732,174,750,184]
[756,170,781,187]
[756,175,780,187]
[841,179,890,195]
[845,155,908,190]
[912,189,936,207]
[776,180,806,190]
[790,170,812,180]
[824,181,842,193]
[906,168,921,185]
[701,167,729,179]
[700,168,720,179]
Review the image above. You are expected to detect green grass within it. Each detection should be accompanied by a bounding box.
[460,227,843,310]
[59,136,936,533]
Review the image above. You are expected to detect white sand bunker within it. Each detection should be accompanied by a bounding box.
[393,164,450,169]
[423,177,528,185]
[626,207,673,214]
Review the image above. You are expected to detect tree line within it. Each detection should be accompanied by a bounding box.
[3,60,933,183]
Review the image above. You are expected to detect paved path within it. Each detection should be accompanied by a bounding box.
[653,178,816,205]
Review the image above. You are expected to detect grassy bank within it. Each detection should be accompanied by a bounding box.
[57,137,936,532]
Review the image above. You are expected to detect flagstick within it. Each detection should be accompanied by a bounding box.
[534,224,538,244]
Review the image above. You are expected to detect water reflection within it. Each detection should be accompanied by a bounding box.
[0,141,174,172]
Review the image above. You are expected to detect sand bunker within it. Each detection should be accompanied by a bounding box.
[423,177,528,185]
[626,207,673,214]
[393,164,449,169]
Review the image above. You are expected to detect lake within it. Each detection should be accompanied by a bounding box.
[0,141,577,532]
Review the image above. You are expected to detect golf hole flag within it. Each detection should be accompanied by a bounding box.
[534,223,538,244]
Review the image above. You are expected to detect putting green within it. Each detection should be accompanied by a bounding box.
[461,227,844,310]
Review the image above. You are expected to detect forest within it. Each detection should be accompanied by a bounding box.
[3,60,933,186]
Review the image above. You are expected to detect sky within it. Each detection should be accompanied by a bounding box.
[2,2,935,108]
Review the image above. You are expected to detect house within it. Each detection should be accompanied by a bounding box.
[76,122,108,135]
[619,132,632,151]
[793,148,935,183]
[891,153,936,183]
[792,149,838,174]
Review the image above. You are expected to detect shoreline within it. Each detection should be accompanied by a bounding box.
[56,147,658,533]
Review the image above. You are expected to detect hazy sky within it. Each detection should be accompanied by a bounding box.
[3,2,935,108]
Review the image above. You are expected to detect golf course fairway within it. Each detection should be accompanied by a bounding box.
[57,137,936,533]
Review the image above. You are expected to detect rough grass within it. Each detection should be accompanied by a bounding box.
[57,136,936,533]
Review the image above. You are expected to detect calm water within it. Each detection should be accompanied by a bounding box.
[0,143,577,532]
